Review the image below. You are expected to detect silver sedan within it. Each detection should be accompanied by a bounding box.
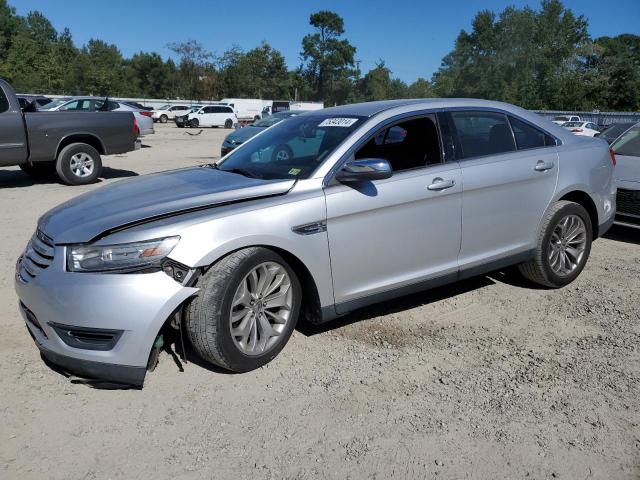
[16,99,616,386]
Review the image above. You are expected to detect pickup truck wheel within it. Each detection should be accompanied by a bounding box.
[189,119,199,128]
[19,162,56,177]
[518,201,592,288]
[225,119,233,129]
[185,247,301,372]
[159,114,168,123]
[56,143,102,185]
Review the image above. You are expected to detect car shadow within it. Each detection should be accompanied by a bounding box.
[604,224,639,244]
[0,167,138,188]
[297,275,495,336]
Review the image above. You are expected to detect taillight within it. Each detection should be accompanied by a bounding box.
[139,111,152,117]
[133,117,140,135]
[609,147,616,167]
[571,129,583,133]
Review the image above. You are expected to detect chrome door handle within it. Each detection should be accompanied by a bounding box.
[534,160,554,172]
[427,178,456,191]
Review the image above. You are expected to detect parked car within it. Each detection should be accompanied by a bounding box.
[17,95,52,109]
[111,101,155,136]
[562,121,600,137]
[152,104,190,123]
[552,115,581,125]
[595,123,633,144]
[120,101,153,111]
[174,105,203,128]
[0,79,138,185]
[14,98,616,386]
[220,110,308,156]
[41,96,154,136]
[186,104,237,128]
[610,122,640,228]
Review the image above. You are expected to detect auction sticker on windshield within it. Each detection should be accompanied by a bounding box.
[318,118,359,127]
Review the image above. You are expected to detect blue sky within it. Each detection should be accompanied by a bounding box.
[12,0,640,83]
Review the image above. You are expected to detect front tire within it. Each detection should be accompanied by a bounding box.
[185,247,301,372]
[55,143,102,185]
[189,118,199,128]
[519,201,592,288]
[224,119,233,129]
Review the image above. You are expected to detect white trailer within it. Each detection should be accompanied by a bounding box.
[290,101,324,111]
[219,98,267,122]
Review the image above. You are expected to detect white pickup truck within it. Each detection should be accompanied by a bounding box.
[552,115,581,125]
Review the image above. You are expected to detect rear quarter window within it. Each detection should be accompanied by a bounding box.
[508,116,555,149]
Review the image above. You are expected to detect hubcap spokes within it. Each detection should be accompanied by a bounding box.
[548,214,586,276]
[230,262,292,355]
[69,153,94,177]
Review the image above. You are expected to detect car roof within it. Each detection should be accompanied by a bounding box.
[316,98,541,118]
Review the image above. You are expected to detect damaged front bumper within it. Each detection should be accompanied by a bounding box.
[15,242,196,386]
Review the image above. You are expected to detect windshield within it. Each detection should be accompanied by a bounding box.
[612,126,640,157]
[563,121,583,128]
[218,114,364,180]
[554,116,570,122]
[41,98,71,110]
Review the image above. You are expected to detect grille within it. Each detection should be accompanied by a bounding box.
[17,229,55,283]
[617,189,640,217]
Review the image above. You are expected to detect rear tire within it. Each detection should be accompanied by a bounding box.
[55,143,102,186]
[160,114,168,123]
[518,201,592,288]
[185,247,301,372]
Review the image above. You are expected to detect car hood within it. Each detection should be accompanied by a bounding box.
[225,126,264,144]
[39,167,295,243]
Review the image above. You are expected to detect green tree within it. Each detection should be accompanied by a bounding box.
[167,40,214,99]
[432,0,592,110]
[79,39,126,96]
[301,10,357,104]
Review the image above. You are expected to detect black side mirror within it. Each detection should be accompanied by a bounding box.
[336,158,392,182]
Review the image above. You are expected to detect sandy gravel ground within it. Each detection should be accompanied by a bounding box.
[0,124,639,479]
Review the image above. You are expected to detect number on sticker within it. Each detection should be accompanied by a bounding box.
[318,118,358,127]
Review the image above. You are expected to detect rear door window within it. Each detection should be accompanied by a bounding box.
[448,111,516,158]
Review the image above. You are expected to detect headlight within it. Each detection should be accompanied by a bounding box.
[67,236,179,273]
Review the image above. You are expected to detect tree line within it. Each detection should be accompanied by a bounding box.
[0,0,638,110]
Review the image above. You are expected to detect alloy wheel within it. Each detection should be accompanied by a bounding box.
[69,152,94,178]
[548,214,587,276]
[229,262,293,356]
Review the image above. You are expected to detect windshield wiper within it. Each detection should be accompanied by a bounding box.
[221,167,262,179]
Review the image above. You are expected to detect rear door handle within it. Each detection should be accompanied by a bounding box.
[534,160,555,172]
[427,178,456,191]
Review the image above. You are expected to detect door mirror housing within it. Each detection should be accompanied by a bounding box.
[336,158,392,183]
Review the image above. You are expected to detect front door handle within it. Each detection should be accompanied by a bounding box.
[427,178,456,191]
[534,160,555,172]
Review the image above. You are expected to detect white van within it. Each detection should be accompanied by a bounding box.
[219,98,267,122]
[186,105,237,128]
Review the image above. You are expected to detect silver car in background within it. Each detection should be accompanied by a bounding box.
[41,97,154,136]
[610,122,640,228]
[15,99,616,386]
